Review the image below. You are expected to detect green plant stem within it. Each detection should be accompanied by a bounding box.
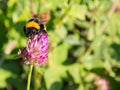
[27,64,33,90]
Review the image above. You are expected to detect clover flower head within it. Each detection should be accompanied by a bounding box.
[18,31,49,66]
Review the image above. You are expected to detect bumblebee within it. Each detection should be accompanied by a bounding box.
[24,18,46,38]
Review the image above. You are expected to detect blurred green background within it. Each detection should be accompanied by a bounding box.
[0,0,120,90]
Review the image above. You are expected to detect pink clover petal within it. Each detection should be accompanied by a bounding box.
[18,32,49,66]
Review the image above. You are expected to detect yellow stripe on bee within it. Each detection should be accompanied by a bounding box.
[44,26,46,30]
[26,22,40,30]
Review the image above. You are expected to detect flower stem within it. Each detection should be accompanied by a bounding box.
[27,64,33,90]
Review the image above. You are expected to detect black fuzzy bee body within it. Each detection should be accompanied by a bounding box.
[24,18,46,38]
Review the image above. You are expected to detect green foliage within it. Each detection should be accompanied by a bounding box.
[0,0,120,90]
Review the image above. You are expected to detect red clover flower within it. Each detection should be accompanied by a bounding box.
[18,31,49,66]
